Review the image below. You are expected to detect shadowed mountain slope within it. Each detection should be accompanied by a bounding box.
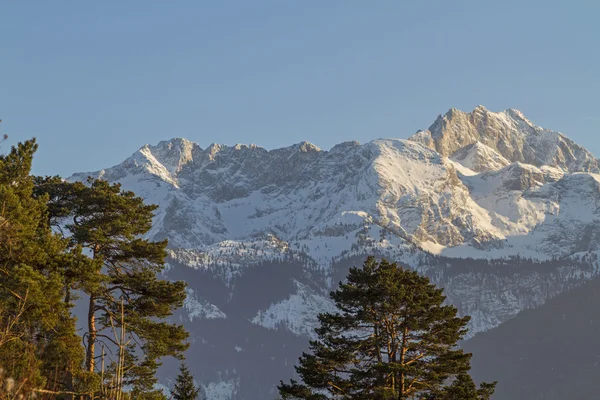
[465,256,600,400]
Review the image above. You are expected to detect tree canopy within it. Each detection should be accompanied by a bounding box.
[34,176,189,395]
[0,136,194,398]
[0,139,84,394]
[279,256,496,400]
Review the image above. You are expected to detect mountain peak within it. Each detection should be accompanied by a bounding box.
[206,143,224,159]
[408,107,598,173]
[295,141,321,153]
[138,137,198,177]
[504,107,529,122]
[146,137,196,156]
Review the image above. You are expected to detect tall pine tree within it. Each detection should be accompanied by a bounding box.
[35,177,189,395]
[279,256,496,400]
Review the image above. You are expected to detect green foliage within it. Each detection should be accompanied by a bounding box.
[0,139,83,393]
[0,137,190,397]
[279,256,496,400]
[128,387,169,400]
[428,374,496,400]
[35,174,189,393]
[172,363,201,400]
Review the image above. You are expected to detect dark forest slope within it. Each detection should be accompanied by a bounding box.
[465,274,600,399]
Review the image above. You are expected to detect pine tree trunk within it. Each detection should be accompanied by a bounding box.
[85,294,96,373]
[65,285,71,306]
[398,326,408,400]
[66,359,75,400]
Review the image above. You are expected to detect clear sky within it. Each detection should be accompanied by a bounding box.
[1,1,599,177]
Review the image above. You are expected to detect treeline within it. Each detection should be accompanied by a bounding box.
[0,138,195,399]
[419,252,598,278]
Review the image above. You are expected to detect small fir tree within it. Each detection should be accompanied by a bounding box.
[172,363,200,400]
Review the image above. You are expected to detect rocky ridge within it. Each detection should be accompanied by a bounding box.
[409,105,599,172]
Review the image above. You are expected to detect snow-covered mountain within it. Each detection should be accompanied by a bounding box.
[70,106,600,399]
[409,105,599,172]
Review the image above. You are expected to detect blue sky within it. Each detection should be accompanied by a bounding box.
[1,1,599,177]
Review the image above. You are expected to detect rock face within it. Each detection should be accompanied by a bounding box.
[409,105,599,173]
[70,107,600,399]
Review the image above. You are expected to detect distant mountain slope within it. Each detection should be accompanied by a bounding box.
[69,106,600,399]
[465,252,600,400]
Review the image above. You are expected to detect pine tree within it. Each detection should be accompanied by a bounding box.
[278,256,496,400]
[35,177,189,395]
[0,139,86,394]
[0,137,189,397]
[172,363,201,400]
[428,373,496,400]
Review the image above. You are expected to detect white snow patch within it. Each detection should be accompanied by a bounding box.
[203,380,237,400]
[184,288,226,321]
[251,280,337,338]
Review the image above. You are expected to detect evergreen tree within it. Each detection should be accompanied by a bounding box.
[278,256,496,400]
[35,177,189,394]
[428,373,496,400]
[0,136,189,397]
[0,139,86,394]
[172,363,201,400]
